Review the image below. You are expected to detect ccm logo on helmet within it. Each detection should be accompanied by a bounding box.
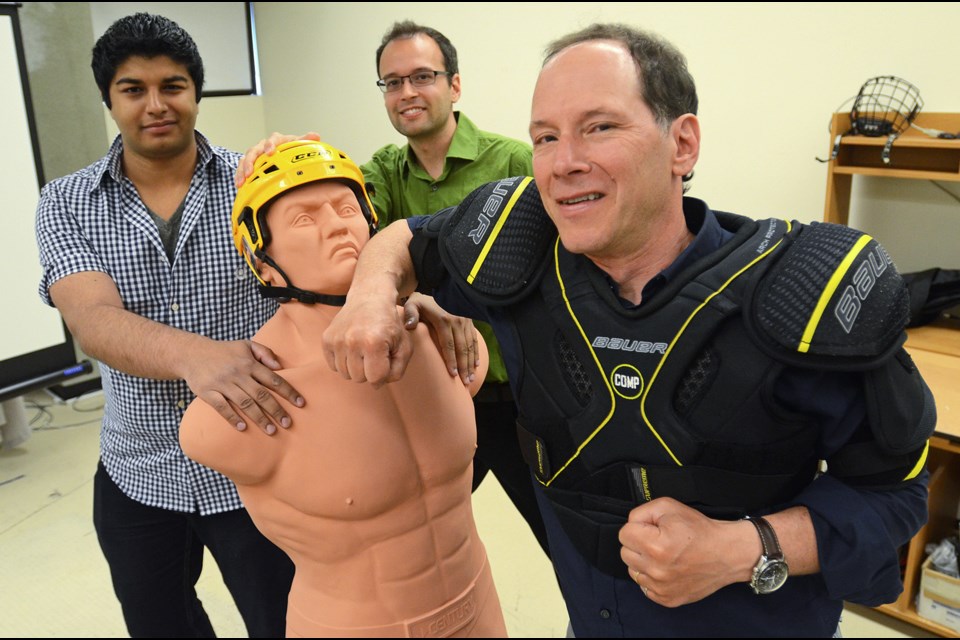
[291,149,331,163]
[611,364,643,400]
[468,177,522,245]
[833,244,892,333]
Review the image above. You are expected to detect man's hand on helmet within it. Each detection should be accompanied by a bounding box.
[234,131,321,188]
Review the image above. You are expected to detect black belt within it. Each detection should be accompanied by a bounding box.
[474,382,513,404]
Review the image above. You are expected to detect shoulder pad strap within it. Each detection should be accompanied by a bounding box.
[748,221,910,370]
[437,176,556,306]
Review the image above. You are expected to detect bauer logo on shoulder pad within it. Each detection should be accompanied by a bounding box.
[833,243,892,333]
[467,176,525,245]
[749,221,908,364]
[437,176,555,306]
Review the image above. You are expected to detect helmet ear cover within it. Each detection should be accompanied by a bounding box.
[232,140,379,284]
[235,205,272,284]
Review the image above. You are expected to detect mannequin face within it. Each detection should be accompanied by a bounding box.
[259,181,370,296]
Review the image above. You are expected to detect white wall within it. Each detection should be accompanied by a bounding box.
[104,2,960,273]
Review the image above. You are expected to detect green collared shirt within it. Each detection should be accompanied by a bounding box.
[361,112,532,384]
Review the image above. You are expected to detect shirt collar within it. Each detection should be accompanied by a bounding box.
[659,197,727,281]
[445,111,481,161]
[611,197,734,307]
[402,111,481,176]
[93,131,214,192]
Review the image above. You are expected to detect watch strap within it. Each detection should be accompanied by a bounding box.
[745,515,784,561]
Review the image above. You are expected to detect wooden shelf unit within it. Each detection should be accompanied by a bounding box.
[876,321,960,637]
[823,113,960,636]
[823,112,960,225]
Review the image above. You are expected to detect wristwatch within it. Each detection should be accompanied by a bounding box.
[743,515,789,594]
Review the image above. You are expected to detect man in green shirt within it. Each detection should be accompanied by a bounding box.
[362,111,532,228]
[363,21,549,558]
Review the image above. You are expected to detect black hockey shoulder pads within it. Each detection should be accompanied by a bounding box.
[746,221,911,371]
[426,176,556,307]
[826,347,936,489]
[744,220,935,487]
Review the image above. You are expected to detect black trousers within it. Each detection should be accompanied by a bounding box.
[471,384,551,558]
[93,461,294,638]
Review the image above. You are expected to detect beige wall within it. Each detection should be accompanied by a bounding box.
[94,2,960,273]
[248,1,960,273]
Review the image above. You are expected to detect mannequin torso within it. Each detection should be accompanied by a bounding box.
[180,178,505,637]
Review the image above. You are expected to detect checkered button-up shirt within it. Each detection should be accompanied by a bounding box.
[36,132,277,515]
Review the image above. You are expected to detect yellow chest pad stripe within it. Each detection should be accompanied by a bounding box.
[466,176,534,285]
[543,221,792,487]
[797,234,873,353]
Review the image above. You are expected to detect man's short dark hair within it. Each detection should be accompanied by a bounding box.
[375,21,459,77]
[544,23,698,129]
[91,12,204,109]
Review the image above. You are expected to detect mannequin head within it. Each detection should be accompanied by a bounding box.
[233,140,378,303]
[257,180,370,295]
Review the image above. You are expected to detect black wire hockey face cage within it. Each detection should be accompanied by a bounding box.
[822,76,924,165]
[850,76,923,139]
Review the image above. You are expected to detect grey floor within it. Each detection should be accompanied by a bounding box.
[0,390,934,638]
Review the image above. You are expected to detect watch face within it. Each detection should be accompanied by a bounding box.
[756,560,789,594]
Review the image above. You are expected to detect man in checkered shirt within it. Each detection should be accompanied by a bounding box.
[34,13,299,638]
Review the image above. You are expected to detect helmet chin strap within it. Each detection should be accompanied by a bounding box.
[256,252,347,307]
[257,284,346,306]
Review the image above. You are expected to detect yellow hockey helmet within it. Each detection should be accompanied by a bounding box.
[232,140,378,284]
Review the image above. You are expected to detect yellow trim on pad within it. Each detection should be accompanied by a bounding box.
[797,234,873,353]
[467,177,534,284]
[904,441,929,481]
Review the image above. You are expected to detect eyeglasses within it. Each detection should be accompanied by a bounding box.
[376,70,452,93]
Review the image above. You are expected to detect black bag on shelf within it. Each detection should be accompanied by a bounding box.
[902,268,960,327]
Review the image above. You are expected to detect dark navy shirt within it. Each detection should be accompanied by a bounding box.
[409,197,928,637]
